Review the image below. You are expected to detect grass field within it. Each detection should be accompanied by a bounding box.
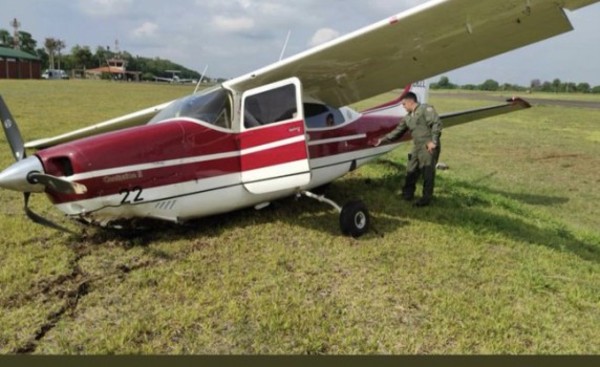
[432,88,600,102]
[0,80,598,354]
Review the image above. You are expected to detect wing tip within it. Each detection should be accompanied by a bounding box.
[506,97,532,109]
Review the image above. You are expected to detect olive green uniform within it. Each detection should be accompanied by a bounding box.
[382,103,442,203]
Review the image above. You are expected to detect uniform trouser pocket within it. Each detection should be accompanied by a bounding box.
[407,144,440,199]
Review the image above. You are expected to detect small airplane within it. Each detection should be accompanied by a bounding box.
[1,0,598,237]
[154,70,196,84]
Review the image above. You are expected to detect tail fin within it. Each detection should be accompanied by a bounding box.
[410,80,428,105]
[361,80,429,117]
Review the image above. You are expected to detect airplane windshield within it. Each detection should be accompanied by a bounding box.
[148,86,232,129]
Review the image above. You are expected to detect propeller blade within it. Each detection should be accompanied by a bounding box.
[27,172,87,195]
[24,192,77,234]
[0,95,26,161]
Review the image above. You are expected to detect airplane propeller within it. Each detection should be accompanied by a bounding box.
[27,171,87,195]
[23,192,77,233]
[0,95,84,233]
[0,95,25,161]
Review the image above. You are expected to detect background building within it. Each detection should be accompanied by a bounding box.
[0,46,41,79]
[86,58,141,81]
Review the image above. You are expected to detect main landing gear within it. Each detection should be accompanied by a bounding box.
[300,191,370,237]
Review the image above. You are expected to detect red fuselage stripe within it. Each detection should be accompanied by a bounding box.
[38,116,402,204]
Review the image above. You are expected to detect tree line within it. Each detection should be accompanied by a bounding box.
[431,76,600,94]
[1,28,210,82]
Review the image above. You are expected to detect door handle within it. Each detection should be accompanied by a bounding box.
[289,127,301,133]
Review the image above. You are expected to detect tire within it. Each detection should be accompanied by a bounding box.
[339,200,369,237]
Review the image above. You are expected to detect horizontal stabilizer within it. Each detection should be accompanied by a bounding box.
[441,97,531,128]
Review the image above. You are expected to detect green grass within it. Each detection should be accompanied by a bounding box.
[0,81,598,354]
[431,88,600,102]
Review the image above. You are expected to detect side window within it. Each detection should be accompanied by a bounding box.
[304,103,345,128]
[244,84,297,129]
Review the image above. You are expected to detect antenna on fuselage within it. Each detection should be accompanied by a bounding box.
[279,30,291,61]
[194,65,209,94]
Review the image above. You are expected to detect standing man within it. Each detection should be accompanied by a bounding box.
[374,92,442,207]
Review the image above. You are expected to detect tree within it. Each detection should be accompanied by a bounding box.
[541,81,553,92]
[120,51,138,71]
[480,79,499,91]
[44,37,61,69]
[564,82,577,93]
[0,29,35,54]
[71,45,94,69]
[0,29,10,46]
[577,82,591,93]
[552,78,562,93]
[2,26,208,79]
[36,47,49,68]
[431,76,456,89]
[94,46,110,67]
[530,79,542,91]
[55,39,66,70]
[17,31,37,54]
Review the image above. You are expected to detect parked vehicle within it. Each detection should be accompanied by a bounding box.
[41,69,69,80]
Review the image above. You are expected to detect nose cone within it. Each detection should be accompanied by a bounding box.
[0,156,46,193]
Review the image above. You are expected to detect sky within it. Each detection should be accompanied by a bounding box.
[3,0,600,86]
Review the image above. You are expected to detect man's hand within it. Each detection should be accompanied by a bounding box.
[426,141,437,153]
[372,138,383,147]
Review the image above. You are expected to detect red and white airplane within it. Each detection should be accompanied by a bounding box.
[1,0,598,236]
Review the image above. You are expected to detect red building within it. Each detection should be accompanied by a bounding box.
[0,46,41,79]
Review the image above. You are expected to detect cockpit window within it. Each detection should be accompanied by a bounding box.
[148,86,232,129]
[304,103,345,128]
[243,84,297,129]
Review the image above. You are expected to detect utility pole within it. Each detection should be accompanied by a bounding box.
[10,18,21,49]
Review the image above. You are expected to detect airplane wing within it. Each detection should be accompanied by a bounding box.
[440,97,531,128]
[154,77,174,82]
[24,101,173,149]
[224,0,599,107]
[24,0,597,149]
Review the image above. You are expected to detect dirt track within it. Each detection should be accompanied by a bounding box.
[432,91,600,109]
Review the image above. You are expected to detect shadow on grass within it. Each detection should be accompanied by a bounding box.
[73,177,412,254]
[380,161,570,207]
[366,159,598,263]
[72,157,596,264]
[77,190,408,250]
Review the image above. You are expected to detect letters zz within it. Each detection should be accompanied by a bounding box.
[120,186,144,204]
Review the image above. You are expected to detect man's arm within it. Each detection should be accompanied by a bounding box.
[373,120,408,146]
[426,106,442,146]
[425,106,442,152]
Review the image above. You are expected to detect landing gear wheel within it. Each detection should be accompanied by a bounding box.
[339,200,369,237]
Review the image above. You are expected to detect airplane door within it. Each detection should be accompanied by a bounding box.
[239,77,310,194]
